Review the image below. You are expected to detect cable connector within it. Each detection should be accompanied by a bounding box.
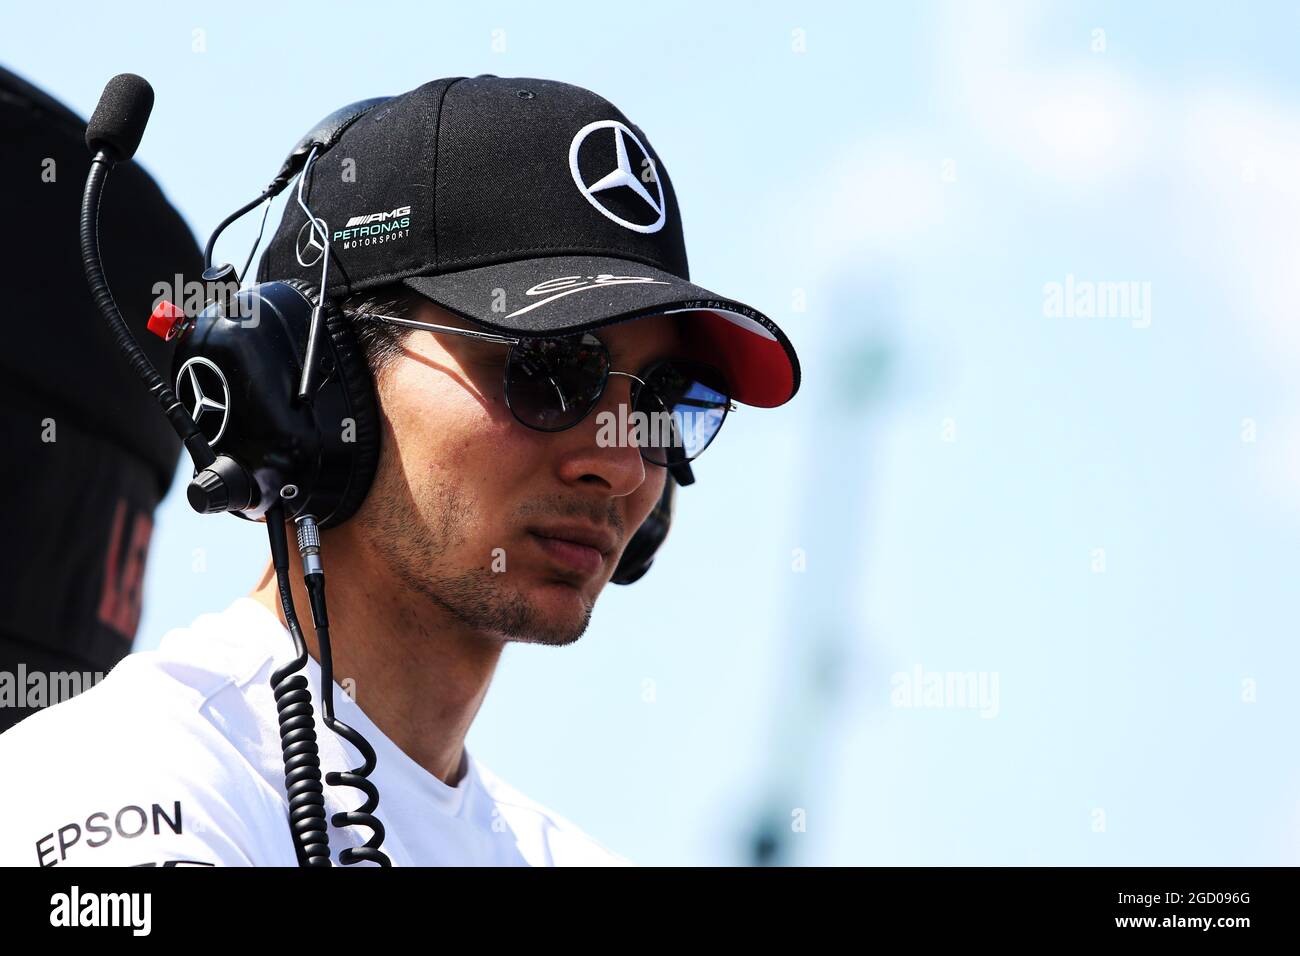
[294,514,323,575]
[294,514,327,632]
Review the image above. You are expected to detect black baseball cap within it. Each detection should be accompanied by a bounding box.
[257,75,799,408]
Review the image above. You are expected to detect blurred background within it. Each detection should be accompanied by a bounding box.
[5,0,1299,865]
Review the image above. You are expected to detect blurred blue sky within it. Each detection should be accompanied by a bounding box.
[7,0,1300,864]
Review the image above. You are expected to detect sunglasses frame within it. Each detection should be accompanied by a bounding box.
[355,311,735,481]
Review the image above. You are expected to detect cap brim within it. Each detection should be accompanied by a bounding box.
[401,255,799,408]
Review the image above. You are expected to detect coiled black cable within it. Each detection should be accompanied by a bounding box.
[266,507,331,867]
[319,668,390,864]
[297,519,390,866]
[325,734,388,866]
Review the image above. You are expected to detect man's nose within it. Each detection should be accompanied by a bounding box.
[554,373,648,496]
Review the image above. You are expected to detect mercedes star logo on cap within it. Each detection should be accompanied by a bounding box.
[568,120,666,234]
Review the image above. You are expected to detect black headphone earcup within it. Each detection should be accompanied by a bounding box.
[611,472,676,585]
[279,278,381,527]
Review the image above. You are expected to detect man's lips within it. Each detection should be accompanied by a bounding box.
[527,524,618,577]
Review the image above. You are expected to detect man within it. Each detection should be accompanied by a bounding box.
[0,75,799,866]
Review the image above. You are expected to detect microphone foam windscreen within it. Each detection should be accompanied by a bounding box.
[85,72,154,160]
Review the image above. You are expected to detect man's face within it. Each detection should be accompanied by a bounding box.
[355,301,682,646]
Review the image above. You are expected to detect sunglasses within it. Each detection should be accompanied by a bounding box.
[355,311,735,469]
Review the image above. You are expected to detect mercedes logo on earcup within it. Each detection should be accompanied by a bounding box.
[176,357,231,446]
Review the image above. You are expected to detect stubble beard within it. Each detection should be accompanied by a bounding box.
[367,468,595,647]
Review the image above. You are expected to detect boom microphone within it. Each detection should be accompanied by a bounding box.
[81,73,220,476]
[85,73,154,161]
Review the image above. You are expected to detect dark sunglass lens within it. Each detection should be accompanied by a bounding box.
[506,333,609,430]
[634,362,731,464]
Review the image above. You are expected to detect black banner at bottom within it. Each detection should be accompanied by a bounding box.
[0,866,1286,941]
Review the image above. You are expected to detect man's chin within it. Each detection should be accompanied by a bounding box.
[511,577,600,646]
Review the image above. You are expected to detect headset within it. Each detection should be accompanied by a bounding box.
[80,74,688,867]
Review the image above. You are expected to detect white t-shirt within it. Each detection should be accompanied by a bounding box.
[0,596,632,867]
